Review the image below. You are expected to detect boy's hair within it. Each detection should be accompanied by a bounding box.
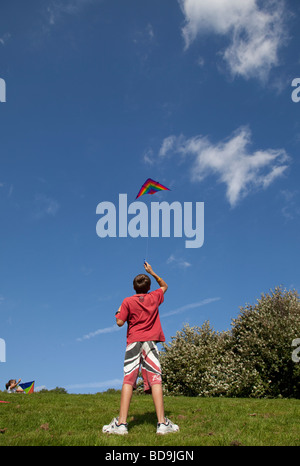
[133,274,151,294]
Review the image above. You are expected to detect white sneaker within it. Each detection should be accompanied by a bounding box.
[156,418,179,435]
[102,417,128,435]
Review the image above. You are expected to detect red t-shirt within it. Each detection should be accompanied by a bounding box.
[118,288,165,344]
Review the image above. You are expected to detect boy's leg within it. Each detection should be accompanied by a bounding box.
[118,341,143,425]
[151,383,165,424]
[118,383,133,425]
[140,342,165,423]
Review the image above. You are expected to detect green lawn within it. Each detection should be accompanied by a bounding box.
[0,392,299,446]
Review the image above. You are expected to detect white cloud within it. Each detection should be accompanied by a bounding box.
[167,254,192,269]
[196,56,205,67]
[159,135,178,157]
[143,148,155,165]
[0,33,11,46]
[179,0,287,81]
[46,0,98,25]
[0,183,14,198]
[77,324,121,342]
[35,385,47,392]
[80,265,93,276]
[160,126,289,206]
[280,189,300,221]
[146,23,154,41]
[161,297,220,318]
[132,23,157,66]
[8,185,13,198]
[34,194,60,218]
[65,379,123,390]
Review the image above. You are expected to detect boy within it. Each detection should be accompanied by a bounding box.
[102,261,179,435]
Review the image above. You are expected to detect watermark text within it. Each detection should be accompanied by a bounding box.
[292,338,300,363]
[291,78,300,103]
[0,78,6,102]
[96,194,204,248]
[0,338,6,362]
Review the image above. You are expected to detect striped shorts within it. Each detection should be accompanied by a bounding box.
[123,341,162,393]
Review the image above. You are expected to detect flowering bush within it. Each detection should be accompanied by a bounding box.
[160,287,300,398]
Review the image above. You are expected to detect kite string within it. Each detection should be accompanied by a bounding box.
[145,234,149,262]
[144,195,150,262]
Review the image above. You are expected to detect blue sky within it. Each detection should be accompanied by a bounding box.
[0,0,300,393]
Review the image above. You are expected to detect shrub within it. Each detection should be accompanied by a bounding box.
[231,286,300,398]
[39,387,68,394]
[160,321,218,396]
[161,287,300,398]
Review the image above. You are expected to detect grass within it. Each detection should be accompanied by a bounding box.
[0,392,299,446]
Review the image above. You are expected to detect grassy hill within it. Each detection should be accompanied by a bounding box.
[0,392,299,446]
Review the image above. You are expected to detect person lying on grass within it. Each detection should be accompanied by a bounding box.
[5,379,23,393]
[102,261,179,435]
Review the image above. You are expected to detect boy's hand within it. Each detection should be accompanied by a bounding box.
[144,261,153,274]
[115,306,125,327]
[144,261,168,294]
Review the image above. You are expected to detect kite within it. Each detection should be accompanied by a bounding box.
[19,381,35,394]
[135,178,170,264]
[135,178,170,199]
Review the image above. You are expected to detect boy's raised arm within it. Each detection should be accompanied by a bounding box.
[144,261,168,294]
